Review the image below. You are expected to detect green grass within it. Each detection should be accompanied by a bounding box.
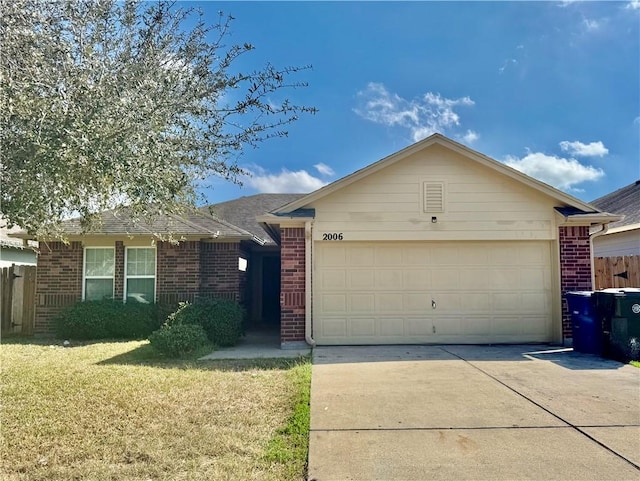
[264,362,312,477]
[630,360,640,368]
[1,338,311,481]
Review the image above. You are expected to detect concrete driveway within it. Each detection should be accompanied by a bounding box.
[308,345,640,481]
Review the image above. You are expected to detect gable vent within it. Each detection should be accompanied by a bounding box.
[423,182,444,213]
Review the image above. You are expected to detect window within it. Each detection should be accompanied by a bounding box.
[125,247,155,304]
[84,248,115,300]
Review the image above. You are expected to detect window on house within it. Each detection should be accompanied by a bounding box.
[125,247,155,304]
[84,248,115,300]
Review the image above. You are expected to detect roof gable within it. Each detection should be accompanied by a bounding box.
[273,133,600,215]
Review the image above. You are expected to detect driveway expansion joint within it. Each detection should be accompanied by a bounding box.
[439,346,640,472]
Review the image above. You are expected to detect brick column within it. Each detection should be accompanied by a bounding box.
[559,226,592,342]
[114,241,125,301]
[280,227,306,347]
[34,241,83,335]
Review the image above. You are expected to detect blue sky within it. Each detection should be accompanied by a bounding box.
[193,1,639,205]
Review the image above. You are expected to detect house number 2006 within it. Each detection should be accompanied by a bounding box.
[322,233,344,240]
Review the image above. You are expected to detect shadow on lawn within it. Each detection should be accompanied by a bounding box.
[97,342,310,372]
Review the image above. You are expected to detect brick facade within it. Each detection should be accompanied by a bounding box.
[280,228,306,345]
[559,226,592,341]
[34,241,83,334]
[200,242,241,302]
[156,241,201,305]
[34,240,244,335]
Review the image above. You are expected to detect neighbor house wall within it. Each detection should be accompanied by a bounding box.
[280,227,306,346]
[559,226,592,341]
[593,229,640,257]
[34,241,83,334]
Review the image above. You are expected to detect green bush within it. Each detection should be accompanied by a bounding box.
[55,300,161,340]
[167,298,244,347]
[148,324,209,358]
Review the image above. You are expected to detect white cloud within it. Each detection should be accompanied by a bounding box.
[354,82,475,142]
[459,130,479,144]
[499,58,517,74]
[504,152,604,190]
[244,166,327,193]
[626,0,640,9]
[582,18,601,32]
[559,140,608,157]
[314,162,335,177]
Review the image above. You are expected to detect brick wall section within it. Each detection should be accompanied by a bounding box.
[239,248,249,307]
[559,226,592,340]
[280,228,306,343]
[114,241,124,300]
[34,241,83,334]
[200,242,240,302]
[156,241,201,305]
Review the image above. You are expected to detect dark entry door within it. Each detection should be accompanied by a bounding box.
[262,256,281,325]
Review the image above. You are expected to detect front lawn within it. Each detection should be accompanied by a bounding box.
[1,339,311,481]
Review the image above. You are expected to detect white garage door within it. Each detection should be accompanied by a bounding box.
[313,241,553,345]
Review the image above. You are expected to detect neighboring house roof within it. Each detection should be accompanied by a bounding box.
[590,180,640,232]
[272,133,609,218]
[204,194,306,245]
[0,216,38,249]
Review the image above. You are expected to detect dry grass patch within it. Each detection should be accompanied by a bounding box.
[1,339,310,481]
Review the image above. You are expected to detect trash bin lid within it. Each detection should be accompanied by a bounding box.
[566,291,593,297]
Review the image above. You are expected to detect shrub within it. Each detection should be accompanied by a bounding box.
[55,300,161,340]
[167,298,244,347]
[148,324,209,358]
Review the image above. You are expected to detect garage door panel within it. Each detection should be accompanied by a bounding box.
[406,318,432,336]
[380,318,406,336]
[322,294,346,313]
[314,241,553,344]
[376,293,404,312]
[350,318,376,337]
[490,270,521,289]
[348,247,374,266]
[375,270,403,288]
[405,293,432,311]
[350,294,375,312]
[403,270,431,289]
[320,270,346,289]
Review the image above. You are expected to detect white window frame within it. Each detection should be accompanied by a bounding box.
[124,246,157,303]
[83,246,115,301]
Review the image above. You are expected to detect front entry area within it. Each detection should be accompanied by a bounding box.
[313,241,554,345]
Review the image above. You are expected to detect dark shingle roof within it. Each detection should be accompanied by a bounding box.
[60,209,253,239]
[590,180,640,229]
[204,194,307,245]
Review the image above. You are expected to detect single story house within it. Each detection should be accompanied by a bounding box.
[15,134,620,346]
[590,180,640,257]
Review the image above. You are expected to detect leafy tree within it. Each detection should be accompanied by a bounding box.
[0,0,316,239]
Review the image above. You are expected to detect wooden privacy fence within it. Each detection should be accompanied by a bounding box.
[594,255,640,289]
[1,265,37,335]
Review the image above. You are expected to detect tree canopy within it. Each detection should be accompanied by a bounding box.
[0,0,316,239]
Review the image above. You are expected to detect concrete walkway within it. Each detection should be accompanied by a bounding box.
[199,331,310,360]
[308,345,640,481]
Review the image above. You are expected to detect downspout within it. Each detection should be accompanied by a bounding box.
[589,223,609,289]
[305,220,316,347]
